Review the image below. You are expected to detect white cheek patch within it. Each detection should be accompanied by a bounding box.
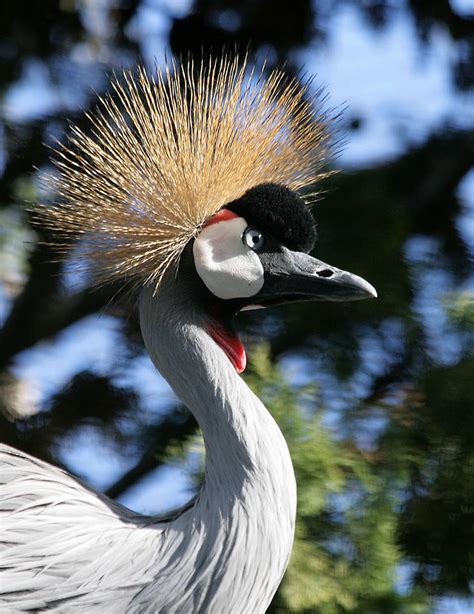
[193,217,264,300]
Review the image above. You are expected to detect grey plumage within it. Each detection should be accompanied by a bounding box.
[0,279,296,613]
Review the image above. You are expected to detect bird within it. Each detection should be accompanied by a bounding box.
[0,55,377,613]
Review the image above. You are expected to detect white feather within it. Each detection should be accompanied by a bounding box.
[193,217,264,300]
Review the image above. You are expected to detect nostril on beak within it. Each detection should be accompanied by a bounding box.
[317,269,334,278]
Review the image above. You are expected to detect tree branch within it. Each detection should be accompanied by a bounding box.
[105,408,198,500]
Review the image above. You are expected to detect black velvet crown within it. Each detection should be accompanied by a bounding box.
[225,183,317,254]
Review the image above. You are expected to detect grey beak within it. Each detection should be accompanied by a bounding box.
[257,248,377,304]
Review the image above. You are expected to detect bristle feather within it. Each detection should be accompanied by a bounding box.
[35,55,332,291]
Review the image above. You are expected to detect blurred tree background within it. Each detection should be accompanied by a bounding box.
[0,1,473,612]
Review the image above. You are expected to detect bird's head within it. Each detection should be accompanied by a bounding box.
[36,56,377,374]
[188,182,376,372]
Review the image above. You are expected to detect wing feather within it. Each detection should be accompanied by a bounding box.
[0,444,164,612]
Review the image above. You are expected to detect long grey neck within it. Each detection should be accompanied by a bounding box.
[138,282,296,612]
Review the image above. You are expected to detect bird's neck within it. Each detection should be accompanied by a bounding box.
[139,284,296,610]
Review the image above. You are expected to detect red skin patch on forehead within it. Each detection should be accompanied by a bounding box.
[204,209,240,227]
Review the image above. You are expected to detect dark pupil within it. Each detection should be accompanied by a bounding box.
[252,235,260,244]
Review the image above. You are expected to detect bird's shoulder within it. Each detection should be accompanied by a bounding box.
[0,444,134,519]
[0,445,167,610]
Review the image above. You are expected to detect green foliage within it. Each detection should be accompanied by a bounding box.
[375,356,474,594]
[0,205,35,288]
[245,348,431,613]
[445,292,474,328]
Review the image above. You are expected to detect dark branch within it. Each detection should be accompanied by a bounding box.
[105,408,198,500]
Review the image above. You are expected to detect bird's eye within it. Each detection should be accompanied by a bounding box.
[243,228,264,251]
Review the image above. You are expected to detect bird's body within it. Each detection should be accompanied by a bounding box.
[1,283,295,612]
[0,55,376,612]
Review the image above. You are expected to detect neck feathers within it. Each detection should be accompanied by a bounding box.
[139,284,296,611]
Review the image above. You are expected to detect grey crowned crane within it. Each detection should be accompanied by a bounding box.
[0,56,376,613]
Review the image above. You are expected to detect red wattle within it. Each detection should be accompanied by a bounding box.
[204,209,240,227]
[208,324,247,373]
